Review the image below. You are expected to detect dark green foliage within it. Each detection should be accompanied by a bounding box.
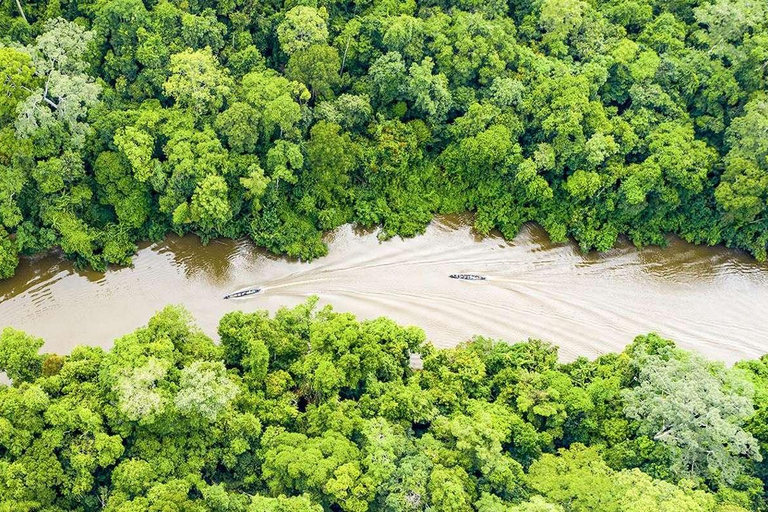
[0,300,765,510]
[0,0,767,277]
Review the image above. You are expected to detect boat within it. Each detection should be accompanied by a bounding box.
[449,274,486,281]
[223,288,261,299]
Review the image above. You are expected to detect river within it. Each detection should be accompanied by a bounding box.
[1,215,767,363]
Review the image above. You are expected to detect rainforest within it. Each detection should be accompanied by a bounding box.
[0,0,767,278]
[2,0,768,509]
[2,299,768,511]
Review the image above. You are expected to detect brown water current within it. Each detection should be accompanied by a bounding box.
[1,214,767,363]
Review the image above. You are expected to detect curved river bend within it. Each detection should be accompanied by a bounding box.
[1,215,767,363]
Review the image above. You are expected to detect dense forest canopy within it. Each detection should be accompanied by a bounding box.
[0,0,766,278]
[1,299,768,510]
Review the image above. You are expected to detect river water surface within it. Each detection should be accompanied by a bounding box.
[1,215,767,363]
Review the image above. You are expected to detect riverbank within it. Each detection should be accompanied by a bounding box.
[1,216,766,364]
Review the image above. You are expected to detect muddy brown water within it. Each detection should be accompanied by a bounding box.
[1,215,767,364]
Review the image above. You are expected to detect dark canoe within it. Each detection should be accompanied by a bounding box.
[223,288,261,299]
[449,274,486,281]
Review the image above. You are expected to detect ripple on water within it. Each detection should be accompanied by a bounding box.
[1,216,767,364]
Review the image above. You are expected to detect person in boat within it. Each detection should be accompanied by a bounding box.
[449,274,486,280]
[223,288,261,299]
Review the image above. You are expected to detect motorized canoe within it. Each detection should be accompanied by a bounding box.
[223,288,261,299]
[449,274,486,281]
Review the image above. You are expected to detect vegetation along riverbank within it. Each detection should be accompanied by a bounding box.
[1,0,768,279]
[2,0,768,509]
[2,299,768,510]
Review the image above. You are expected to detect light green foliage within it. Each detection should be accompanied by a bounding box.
[0,327,44,383]
[422,11,516,88]
[694,0,766,61]
[189,174,232,233]
[163,48,231,117]
[0,47,36,122]
[428,464,474,511]
[0,131,25,231]
[260,428,363,506]
[315,94,372,131]
[369,52,408,106]
[174,361,239,420]
[539,0,587,56]
[285,44,340,101]
[0,2,767,507]
[160,125,230,226]
[0,301,761,510]
[239,159,270,212]
[506,496,564,512]
[426,401,526,500]
[239,70,308,141]
[218,309,277,382]
[277,6,329,55]
[565,170,602,201]
[0,228,19,279]
[623,336,761,484]
[93,151,151,229]
[407,57,452,124]
[215,102,260,153]
[267,140,303,186]
[114,125,157,183]
[301,121,359,228]
[715,96,768,258]
[116,357,169,421]
[181,10,227,52]
[528,444,748,512]
[15,18,100,146]
[0,0,767,275]
[249,494,323,512]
